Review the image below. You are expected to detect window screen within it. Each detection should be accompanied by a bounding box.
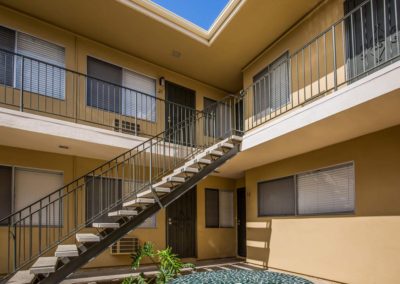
[138,214,157,228]
[205,188,219,228]
[297,163,355,215]
[0,26,16,86]
[258,176,295,216]
[0,165,12,225]
[16,32,66,99]
[122,69,156,121]
[253,52,290,118]
[87,56,122,113]
[219,190,234,228]
[204,97,216,136]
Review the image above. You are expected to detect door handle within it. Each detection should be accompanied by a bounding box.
[168,218,173,225]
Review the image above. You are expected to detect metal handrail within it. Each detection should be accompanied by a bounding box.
[0,90,243,278]
[0,48,198,137]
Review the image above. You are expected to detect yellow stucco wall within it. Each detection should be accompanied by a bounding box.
[0,146,237,273]
[245,125,400,284]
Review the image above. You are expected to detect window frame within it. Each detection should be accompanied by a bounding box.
[85,55,158,122]
[257,162,356,217]
[0,25,67,100]
[205,188,234,228]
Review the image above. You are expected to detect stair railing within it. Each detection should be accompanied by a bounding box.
[0,93,244,280]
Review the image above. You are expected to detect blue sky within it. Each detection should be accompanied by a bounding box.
[151,0,230,30]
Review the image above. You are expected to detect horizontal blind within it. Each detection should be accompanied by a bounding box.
[219,190,234,228]
[297,163,355,215]
[14,168,64,226]
[205,188,219,227]
[258,176,295,216]
[87,56,122,113]
[16,32,66,99]
[122,69,156,121]
[0,26,15,86]
[270,52,289,110]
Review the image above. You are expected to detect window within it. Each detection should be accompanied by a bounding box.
[297,163,355,215]
[258,176,295,216]
[122,69,156,121]
[85,176,122,223]
[0,26,66,99]
[0,166,12,225]
[344,0,400,79]
[203,97,232,139]
[205,188,234,228]
[258,163,355,216]
[253,52,290,118]
[14,167,64,226]
[86,57,156,121]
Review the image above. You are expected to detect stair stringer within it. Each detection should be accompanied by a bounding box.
[38,145,239,284]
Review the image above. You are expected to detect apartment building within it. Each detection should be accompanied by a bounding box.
[0,0,399,283]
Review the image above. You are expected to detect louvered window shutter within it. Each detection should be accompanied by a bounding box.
[122,70,156,121]
[297,163,355,215]
[16,32,65,99]
[0,26,16,86]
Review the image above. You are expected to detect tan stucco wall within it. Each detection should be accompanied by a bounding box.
[245,125,400,284]
[0,146,237,273]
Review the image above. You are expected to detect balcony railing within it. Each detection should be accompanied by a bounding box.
[241,0,400,131]
[0,49,196,138]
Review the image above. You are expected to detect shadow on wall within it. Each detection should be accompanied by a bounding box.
[245,220,272,267]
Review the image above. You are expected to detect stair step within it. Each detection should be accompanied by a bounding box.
[230,135,243,143]
[30,257,58,275]
[7,270,35,284]
[55,244,79,257]
[174,166,199,175]
[221,142,234,149]
[209,150,223,156]
[76,233,100,243]
[137,187,171,198]
[153,176,186,188]
[108,210,138,217]
[92,223,120,228]
[123,197,155,208]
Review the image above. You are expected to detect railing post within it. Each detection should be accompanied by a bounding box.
[332,25,338,91]
[20,56,24,112]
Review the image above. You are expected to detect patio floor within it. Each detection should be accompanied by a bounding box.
[61,257,341,284]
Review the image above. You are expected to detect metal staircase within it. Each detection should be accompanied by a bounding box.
[1,94,244,284]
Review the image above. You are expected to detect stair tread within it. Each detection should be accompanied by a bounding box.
[123,197,155,207]
[7,270,35,284]
[137,187,170,198]
[76,233,100,243]
[30,257,58,274]
[92,222,120,228]
[55,244,79,257]
[108,210,138,217]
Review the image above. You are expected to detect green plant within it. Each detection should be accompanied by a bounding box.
[124,242,195,284]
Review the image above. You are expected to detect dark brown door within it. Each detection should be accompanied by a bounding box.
[165,81,196,145]
[237,188,246,257]
[166,187,197,258]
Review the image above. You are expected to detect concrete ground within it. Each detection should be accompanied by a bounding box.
[61,258,341,284]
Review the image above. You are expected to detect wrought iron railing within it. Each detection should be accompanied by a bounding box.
[0,48,196,137]
[242,0,400,131]
[0,92,243,279]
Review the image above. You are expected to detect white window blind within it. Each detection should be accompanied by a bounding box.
[297,163,355,215]
[219,190,234,228]
[14,168,64,226]
[16,32,66,99]
[122,69,156,121]
[253,52,289,118]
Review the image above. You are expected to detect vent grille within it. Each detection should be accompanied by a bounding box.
[114,119,140,135]
[110,237,139,255]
